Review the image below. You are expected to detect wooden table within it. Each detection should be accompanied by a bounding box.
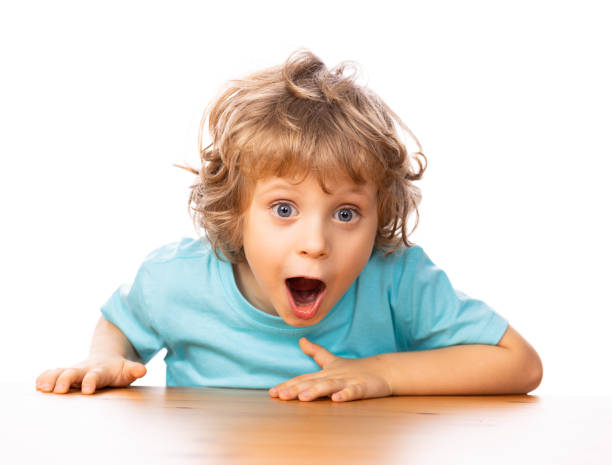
[3,382,611,464]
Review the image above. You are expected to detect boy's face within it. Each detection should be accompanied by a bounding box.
[233,173,379,327]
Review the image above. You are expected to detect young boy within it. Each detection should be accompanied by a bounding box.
[36,50,543,402]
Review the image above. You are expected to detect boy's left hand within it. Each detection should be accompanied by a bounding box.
[269,337,392,402]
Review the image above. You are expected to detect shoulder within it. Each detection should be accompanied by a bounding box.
[141,236,214,265]
[362,244,437,297]
[367,243,428,273]
[134,237,219,294]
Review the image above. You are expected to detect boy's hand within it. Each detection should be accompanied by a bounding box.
[36,354,147,395]
[269,337,392,402]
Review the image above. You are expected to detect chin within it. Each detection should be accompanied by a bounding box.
[285,318,319,327]
[281,308,328,327]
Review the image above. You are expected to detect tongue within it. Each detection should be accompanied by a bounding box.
[286,278,326,319]
[287,277,321,291]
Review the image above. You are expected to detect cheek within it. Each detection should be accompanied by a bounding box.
[245,215,277,252]
[345,242,372,274]
[336,229,376,279]
[352,221,377,263]
[242,213,284,275]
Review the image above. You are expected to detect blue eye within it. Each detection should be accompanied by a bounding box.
[273,203,295,218]
[335,208,358,222]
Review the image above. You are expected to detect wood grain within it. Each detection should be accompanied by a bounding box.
[3,383,611,464]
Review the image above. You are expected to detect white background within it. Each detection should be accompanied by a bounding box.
[1,0,610,396]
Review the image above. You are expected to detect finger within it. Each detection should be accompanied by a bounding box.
[53,368,86,394]
[106,360,146,387]
[128,361,147,379]
[37,368,68,392]
[269,374,317,394]
[274,379,318,400]
[117,361,147,385]
[297,378,346,402]
[270,373,325,398]
[299,337,337,368]
[331,383,365,402]
[84,365,115,390]
[81,371,98,395]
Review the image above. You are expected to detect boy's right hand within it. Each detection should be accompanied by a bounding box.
[35,355,147,395]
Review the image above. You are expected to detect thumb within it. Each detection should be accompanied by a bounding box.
[126,361,147,379]
[299,337,338,368]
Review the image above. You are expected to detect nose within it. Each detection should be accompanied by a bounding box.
[297,215,329,259]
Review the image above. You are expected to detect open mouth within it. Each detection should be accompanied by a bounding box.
[285,277,327,320]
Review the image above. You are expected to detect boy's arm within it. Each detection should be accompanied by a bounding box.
[36,316,147,395]
[88,315,143,362]
[269,325,542,402]
[382,325,543,395]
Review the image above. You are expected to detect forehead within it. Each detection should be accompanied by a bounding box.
[255,175,376,199]
[238,117,387,196]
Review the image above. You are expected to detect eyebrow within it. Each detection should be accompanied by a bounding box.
[259,182,296,194]
[260,181,370,196]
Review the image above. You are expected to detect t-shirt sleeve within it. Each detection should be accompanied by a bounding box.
[392,246,509,351]
[100,264,164,364]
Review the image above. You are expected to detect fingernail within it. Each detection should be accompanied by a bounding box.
[42,383,51,391]
[54,384,65,392]
[280,389,290,397]
[83,385,93,393]
[301,391,312,399]
[269,388,277,395]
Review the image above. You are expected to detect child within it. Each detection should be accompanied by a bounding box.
[36,50,543,402]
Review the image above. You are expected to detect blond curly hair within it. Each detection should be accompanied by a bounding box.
[175,49,427,264]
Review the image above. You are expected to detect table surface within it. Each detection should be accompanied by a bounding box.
[2,382,611,464]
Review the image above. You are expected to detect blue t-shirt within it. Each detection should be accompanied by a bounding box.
[100,237,508,388]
